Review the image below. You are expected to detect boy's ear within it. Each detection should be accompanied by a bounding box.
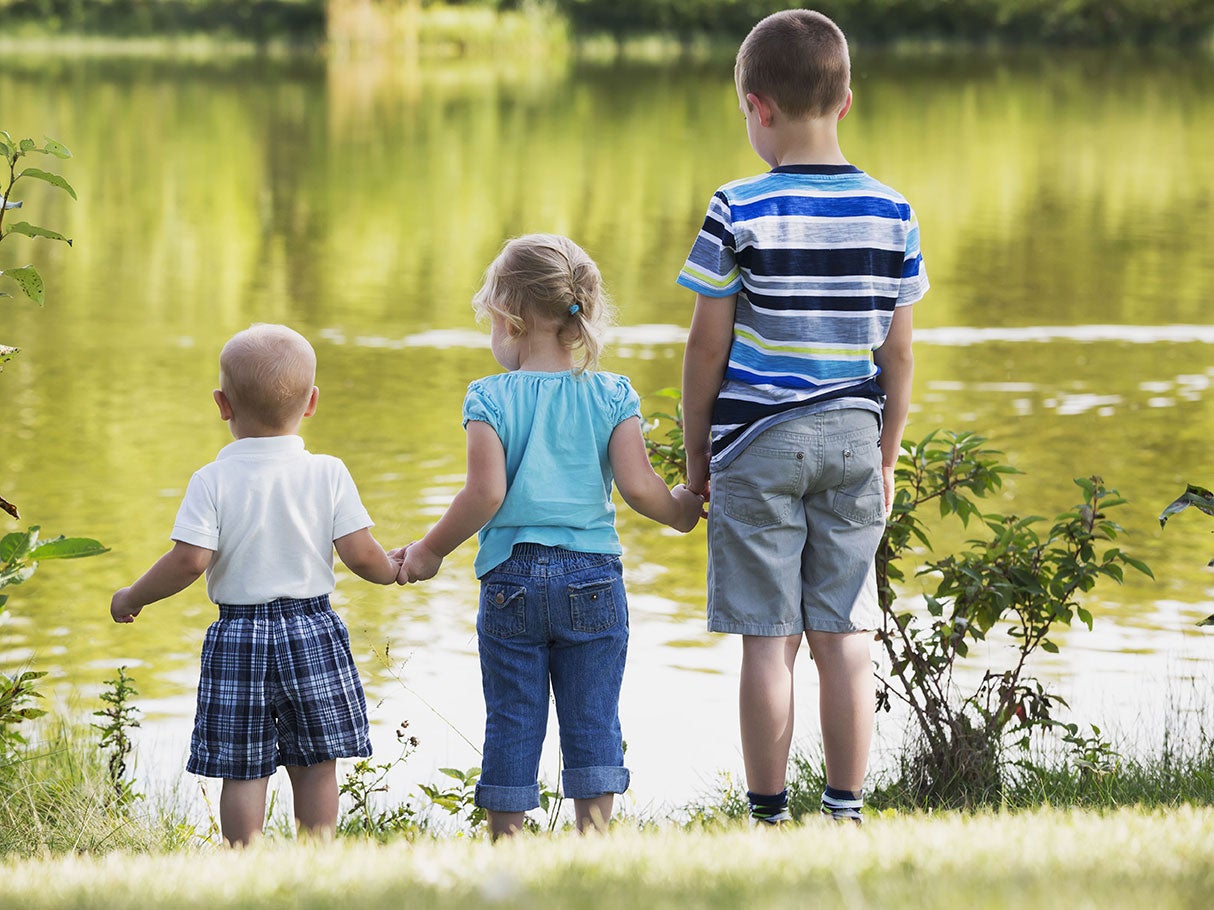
[745,92,775,127]
[837,89,853,122]
[213,389,234,421]
[303,386,319,418]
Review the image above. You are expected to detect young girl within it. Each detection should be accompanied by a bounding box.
[400,233,703,838]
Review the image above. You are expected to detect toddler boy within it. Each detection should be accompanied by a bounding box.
[110,323,401,845]
[678,9,928,824]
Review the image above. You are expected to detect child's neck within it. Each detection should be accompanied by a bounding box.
[228,414,305,440]
[514,333,575,373]
[766,119,848,168]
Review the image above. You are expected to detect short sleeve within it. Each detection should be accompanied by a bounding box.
[330,458,374,541]
[676,190,743,298]
[608,375,642,426]
[171,472,220,550]
[896,206,929,307]
[462,380,503,433]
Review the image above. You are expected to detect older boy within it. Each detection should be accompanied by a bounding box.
[678,9,927,824]
[110,324,401,845]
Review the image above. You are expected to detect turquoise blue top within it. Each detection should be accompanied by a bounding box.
[462,370,641,577]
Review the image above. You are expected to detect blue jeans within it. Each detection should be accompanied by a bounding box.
[474,544,630,813]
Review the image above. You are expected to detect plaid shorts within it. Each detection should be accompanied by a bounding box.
[187,595,372,780]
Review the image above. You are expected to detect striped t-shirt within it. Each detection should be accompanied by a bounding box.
[677,164,928,469]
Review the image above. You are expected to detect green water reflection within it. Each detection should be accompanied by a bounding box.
[1,49,1211,802]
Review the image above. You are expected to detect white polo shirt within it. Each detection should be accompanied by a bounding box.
[171,435,373,605]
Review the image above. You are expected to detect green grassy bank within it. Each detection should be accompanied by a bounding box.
[2,807,1212,909]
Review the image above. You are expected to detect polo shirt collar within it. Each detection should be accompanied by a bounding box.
[218,435,306,459]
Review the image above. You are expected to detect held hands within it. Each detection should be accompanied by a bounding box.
[393,541,443,585]
[110,588,142,624]
[670,483,706,533]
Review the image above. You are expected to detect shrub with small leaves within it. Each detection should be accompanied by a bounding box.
[92,667,142,808]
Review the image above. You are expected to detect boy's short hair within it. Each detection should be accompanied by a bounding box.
[735,9,850,119]
[219,324,316,429]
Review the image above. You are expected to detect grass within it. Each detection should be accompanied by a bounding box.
[0,723,194,858]
[1,806,1212,909]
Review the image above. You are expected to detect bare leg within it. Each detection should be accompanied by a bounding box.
[574,794,614,833]
[487,810,525,840]
[285,760,339,840]
[219,777,270,847]
[804,630,874,792]
[739,634,803,794]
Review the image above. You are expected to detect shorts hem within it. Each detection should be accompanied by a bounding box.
[475,781,541,813]
[804,619,877,634]
[187,741,371,781]
[708,617,803,636]
[561,765,630,799]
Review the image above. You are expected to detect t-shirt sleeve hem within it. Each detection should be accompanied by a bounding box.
[171,525,218,550]
[676,274,741,298]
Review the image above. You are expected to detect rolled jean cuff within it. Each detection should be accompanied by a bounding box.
[561,765,630,800]
[474,781,540,813]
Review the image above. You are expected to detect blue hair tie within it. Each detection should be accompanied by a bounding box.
[568,304,580,316]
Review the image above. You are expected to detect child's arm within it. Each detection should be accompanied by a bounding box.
[609,417,704,533]
[873,305,915,515]
[335,528,402,585]
[110,541,214,623]
[402,420,506,582]
[681,292,736,496]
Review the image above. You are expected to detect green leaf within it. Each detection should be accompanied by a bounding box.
[17,168,77,200]
[0,563,37,589]
[30,536,108,560]
[3,222,71,245]
[1040,639,1059,653]
[1159,484,1214,526]
[42,137,72,159]
[1198,614,1214,627]
[18,138,35,153]
[0,528,35,563]
[0,265,44,304]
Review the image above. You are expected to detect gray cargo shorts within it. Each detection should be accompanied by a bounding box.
[706,408,885,636]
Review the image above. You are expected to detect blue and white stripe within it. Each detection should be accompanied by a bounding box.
[678,164,928,468]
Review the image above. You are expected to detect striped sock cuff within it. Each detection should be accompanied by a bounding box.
[821,786,863,820]
[747,789,790,821]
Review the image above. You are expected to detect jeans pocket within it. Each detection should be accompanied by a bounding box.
[831,435,884,525]
[569,580,618,633]
[480,584,527,639]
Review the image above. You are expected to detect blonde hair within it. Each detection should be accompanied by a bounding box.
[736,9,850,119]
[472,233,612,373]
[218,324,316,430]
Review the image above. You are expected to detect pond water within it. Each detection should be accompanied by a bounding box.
[1,48,1212,821]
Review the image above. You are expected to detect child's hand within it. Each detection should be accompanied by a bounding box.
[882,464,896,518]
[387,547,406,583]
[670,484,706,533]
[110,588,142,623]
[402,541,443,583]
